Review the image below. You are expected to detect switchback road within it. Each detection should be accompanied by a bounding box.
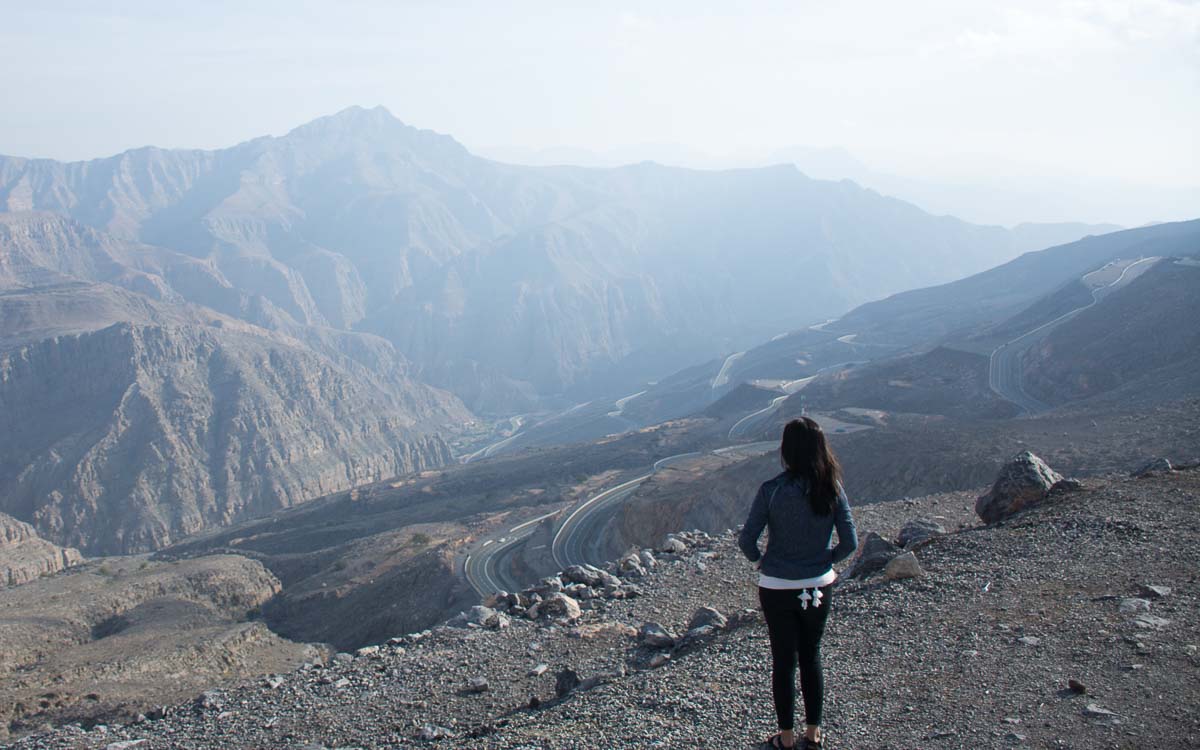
[988,256,1159,414]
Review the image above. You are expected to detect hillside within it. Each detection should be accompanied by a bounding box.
[827,219,1200,348]
[0,320,460,555]
[1023,258,1200,405]
[6,464,1196,749]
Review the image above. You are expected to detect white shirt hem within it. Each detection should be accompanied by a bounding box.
[758,568,837,590]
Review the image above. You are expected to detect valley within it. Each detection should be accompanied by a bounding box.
[0,109,1197,746]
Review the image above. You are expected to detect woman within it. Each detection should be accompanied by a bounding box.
[738,417,858,749]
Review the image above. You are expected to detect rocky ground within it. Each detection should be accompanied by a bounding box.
[0,556,320,741]
[5,460,1196,749]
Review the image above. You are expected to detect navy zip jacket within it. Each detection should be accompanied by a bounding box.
[738,472,858,580]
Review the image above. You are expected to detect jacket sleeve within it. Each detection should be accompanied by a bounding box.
[738,483,770,562]
[830,481,859,565]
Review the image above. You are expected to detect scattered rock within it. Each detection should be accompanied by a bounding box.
[528,663,548,677]
[1119,598,1151,614]
[526,593,582,622]
[417,725,452,741]
[1133,614,1171,629]
[638,622,677,649]
[847,532,902,578]
[554,668,580,698]
[1017,636,1041,647]
[884,551,924,580]
[1082,703,1118,719]
[105,742,148,750]
[354,645,379,658]
[660,537,687,555]
[1068,679,1087,694]
[464,676,489,694]
[1132,457,1173,477]
[897,518,945,548]
[1137,584,1172,599]
[687,606,727,631]
[562,564,620,588]
[647,652,670,669]
[976,451,1063,523]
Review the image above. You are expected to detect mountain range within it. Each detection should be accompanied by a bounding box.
[0,105,1136,554]
[2,105,1114,409]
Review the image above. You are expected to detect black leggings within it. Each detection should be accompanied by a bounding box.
[759,584,833,730]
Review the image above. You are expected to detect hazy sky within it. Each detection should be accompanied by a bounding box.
[2,1,1197,221]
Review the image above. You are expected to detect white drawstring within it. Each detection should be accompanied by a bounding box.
[797,587,823,609]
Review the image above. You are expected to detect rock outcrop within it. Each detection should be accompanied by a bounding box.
[975,451,1063,524]
[0,512,82,587]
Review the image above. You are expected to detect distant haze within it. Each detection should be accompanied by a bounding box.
[2,1,1197,226]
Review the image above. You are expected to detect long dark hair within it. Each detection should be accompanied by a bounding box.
[779,417,842,515]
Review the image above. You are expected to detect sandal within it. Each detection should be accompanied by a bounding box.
[800,738,824,749]
[766,733,796,749]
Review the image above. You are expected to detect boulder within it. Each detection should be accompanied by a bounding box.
[638,550,658,569]
[1132,457,1173,477]
[555,668,580,697]
[884,552,923,580]
[847,532,902,579]
[526,592,581,622]
[975,451,1062,524]
[638,622,677,649]
[562,564,620,588]
[529,576,564,596]
[660,537,687,555]
[896,518,945,549]
[1137,584,1171,599]
[687,606,728,631]
[617,550,646,577]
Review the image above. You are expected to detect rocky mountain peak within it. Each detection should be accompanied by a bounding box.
[280,104,469,159]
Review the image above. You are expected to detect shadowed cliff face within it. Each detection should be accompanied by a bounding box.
[0,322,458,555]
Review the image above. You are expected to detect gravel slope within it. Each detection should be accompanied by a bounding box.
[6,468,1197,750]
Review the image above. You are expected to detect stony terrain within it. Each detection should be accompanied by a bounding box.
[0,513,82,588]
[0,555,321,741]
[7,461,1196,749]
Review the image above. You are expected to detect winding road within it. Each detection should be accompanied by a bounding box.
[988,256,1159,414]
[462,510,557,595]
